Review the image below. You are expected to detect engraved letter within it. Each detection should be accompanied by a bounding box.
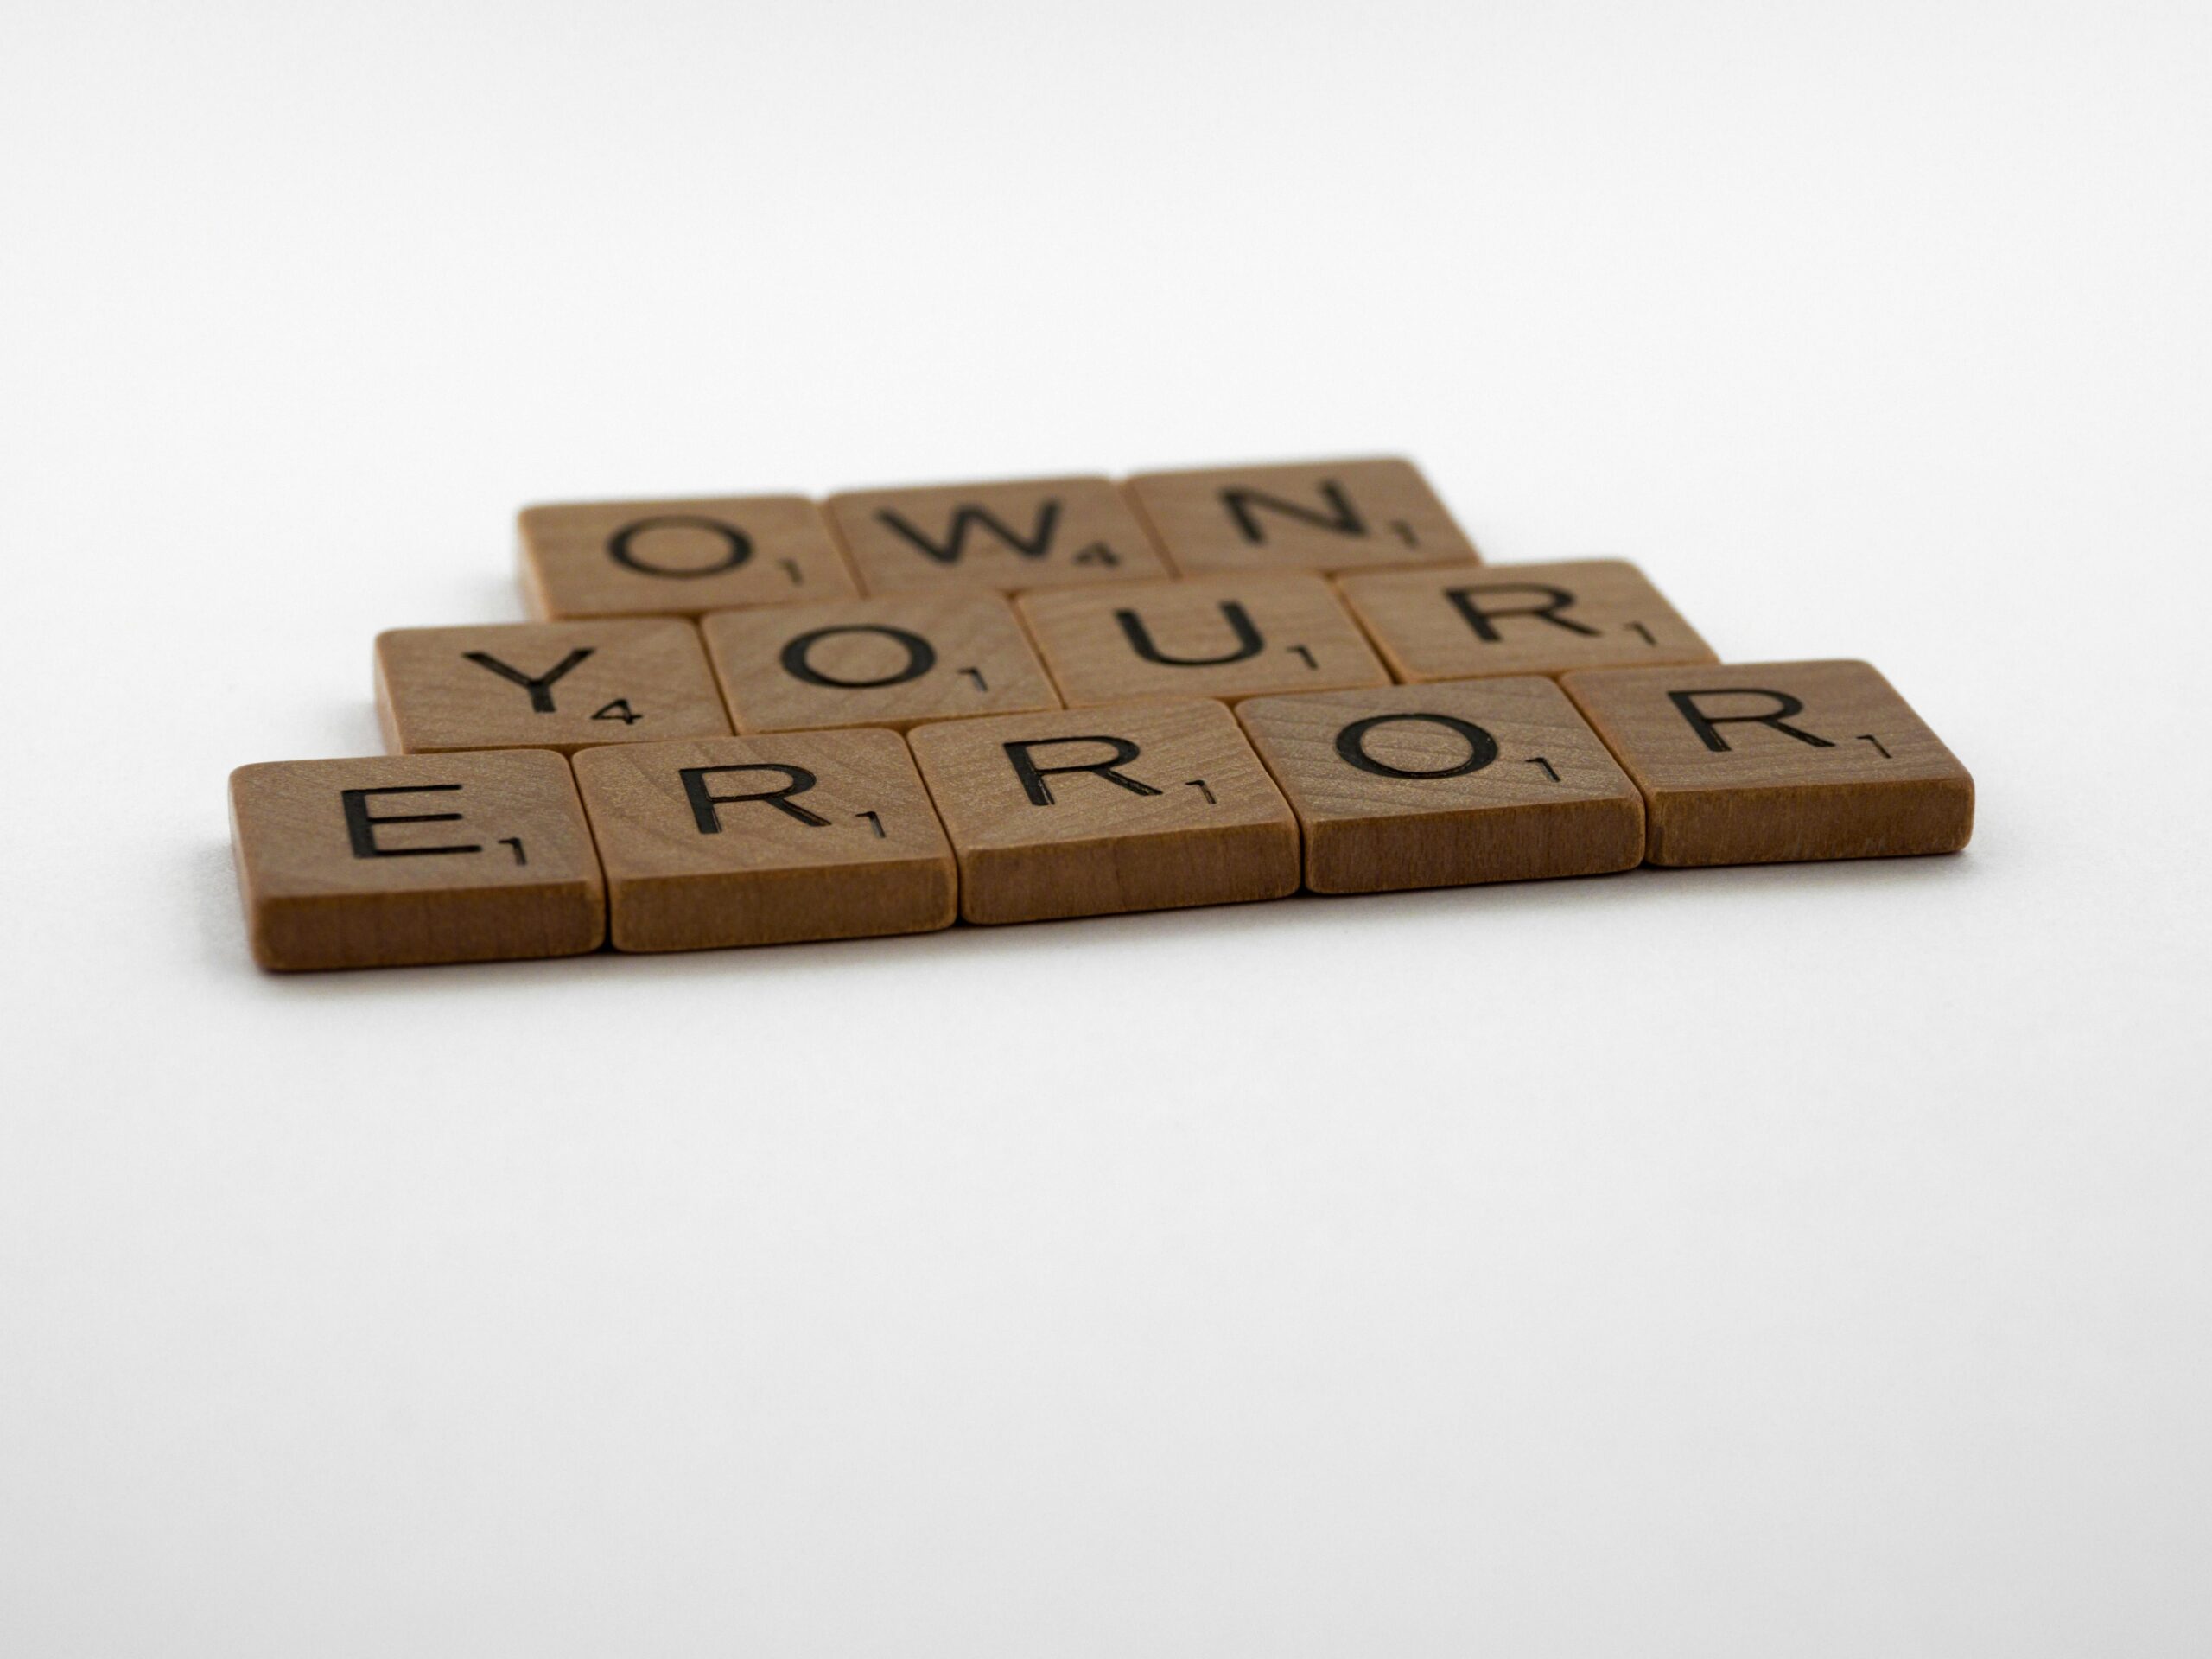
[1667,689,1834,753]
[1003,736,1163,806]
[680,764,830,830]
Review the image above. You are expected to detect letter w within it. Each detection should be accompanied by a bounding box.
[878,500,1061,565]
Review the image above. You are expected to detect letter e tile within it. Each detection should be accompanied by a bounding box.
[229,750,604,970]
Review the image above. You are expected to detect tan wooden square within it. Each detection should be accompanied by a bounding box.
[570,730,956,951]
[229,749,604,971]
[1338,558,1717,682]
[1236,679,1643,893]
[700,593,1058,734]
[825,475,1170,594]
[906,700,1299,924]
[1016,573,1389,709]
[518,494,857,619]
[1123,457,1477,576]
[376,620,730,754]
[1561,659,1974,866]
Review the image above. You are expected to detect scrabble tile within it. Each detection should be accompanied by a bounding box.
[700,592,1059,734]
[376,620,731,754]
[1561,659,1974,866]
[1338,557,1718,682]
[906,700,1299,925]
[1236,679,1645,893]
[1123,457,1477,576]
[518,494,857,620]
[1016,573,1390,709]
[229,749,604,971]
[570,730,956,951]
[825,475,1172,594]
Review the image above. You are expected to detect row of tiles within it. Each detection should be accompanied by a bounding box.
[232,665,1975,971]
[381,559,1713,754]
[517,457,1479,619]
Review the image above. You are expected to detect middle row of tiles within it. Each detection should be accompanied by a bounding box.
[378,561,1715,753]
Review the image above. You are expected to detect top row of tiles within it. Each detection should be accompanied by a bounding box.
[519,458,1476,620]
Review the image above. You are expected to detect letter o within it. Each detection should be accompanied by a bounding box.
[1333,712,1498,779]
[607,515,752,577]
[779,624,938,689]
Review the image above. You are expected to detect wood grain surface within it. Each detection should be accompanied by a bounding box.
[376,620,730,754]
[518,494,857,620]
[1561,658,1974,866]
[1015,572,1389,708]
[229,749,605,970]
[569,730,956,951]
[701,592,1059,734]
[1338,557,1717,682]
[1236,679,1645,893]
[906,699,1300,925]
[825,475,1171,594]
[1123,457,1478,576]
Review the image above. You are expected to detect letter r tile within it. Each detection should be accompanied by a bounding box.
[1338,558,1717,682]
[1560,659,1974,866]
[570,730,957,951]
[906,700,1300,925]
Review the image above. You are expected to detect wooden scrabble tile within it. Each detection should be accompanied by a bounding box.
[700,592,1059,734]
[229,749,604,971]
[1123,457,1478,576]
[1560,659,1974,867]
[518,494,857,620]
[1236,679,1645,893]
[825,475,1172,594]
[569,730,956,951]
[376,620,731,755]
[1016,573,1389,709]
[1337,557,1718,682]
[906,699,1299,925]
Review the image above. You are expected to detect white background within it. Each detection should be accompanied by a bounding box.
[3,1,2208,1652]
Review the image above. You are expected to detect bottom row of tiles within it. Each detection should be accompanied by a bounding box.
[230,662,1975,970]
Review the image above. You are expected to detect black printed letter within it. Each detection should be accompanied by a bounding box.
[779,625,938,689]
[877,500,1060,566]
[680,764,830,830]
[1334,713,1499,779]
[462,647,594,713]
[1444,582,1599,642]
[1003,736,1164,806]
[1114,601,1264,666]
[1221,480,1365,544]
[1667,689,1834,753]
[607,515,752,578]
[340,785,482,859]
